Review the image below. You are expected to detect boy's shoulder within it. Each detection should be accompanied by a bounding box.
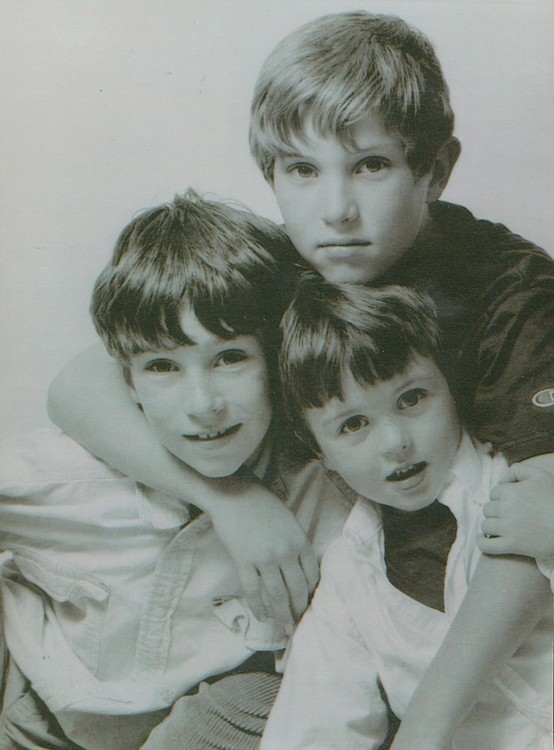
[0,426,123,490]
[426,201,553,279]
[276,457,357,558]
[448,433,509,498]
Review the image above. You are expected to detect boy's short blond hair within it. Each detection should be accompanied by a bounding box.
[250,12,454,181]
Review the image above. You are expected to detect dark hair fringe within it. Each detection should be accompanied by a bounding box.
[91,190,296,362]
[279,273,441,453]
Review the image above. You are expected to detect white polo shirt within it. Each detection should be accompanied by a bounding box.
[0,427,354,749]
[262,434,553,750]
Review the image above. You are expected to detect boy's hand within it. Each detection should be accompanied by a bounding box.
[479,462,554,558]
[208,482,320,630]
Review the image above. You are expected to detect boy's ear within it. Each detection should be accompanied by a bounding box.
[426,137,461,202]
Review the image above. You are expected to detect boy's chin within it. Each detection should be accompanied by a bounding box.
[316,263,379,285]
[187,462,242,479]
[381,497,436,513]
[170,453,244,480]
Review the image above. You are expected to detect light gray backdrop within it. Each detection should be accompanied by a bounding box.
[2,0,553,439]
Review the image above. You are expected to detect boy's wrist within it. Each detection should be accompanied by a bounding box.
[192,473,269,516]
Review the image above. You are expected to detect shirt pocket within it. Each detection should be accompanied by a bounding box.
[4,547,110,675]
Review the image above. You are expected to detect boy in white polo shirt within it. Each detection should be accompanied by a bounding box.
[0,194,353,750]
[261,274,552,750]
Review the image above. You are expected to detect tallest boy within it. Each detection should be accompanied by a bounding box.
[249,11,553,458]
[248,10,554,747]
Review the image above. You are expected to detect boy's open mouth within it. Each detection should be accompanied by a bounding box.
[386,461,427,483]
[184,424,241,442]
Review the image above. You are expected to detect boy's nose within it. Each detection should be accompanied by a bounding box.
[320,178,359,227]
[185,375,224,419]
[379,421,412,459]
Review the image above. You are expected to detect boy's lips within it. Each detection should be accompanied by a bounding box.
[386,461,427,485]
[317,240,372,260]
[183,424,241,442]
[318,239,371,249]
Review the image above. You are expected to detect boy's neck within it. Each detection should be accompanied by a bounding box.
[243,434,274,483]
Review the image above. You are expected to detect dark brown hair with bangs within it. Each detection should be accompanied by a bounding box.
[91,190,295,388]
[279,273,441,452]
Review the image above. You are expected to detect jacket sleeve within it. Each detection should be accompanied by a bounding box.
[471,279,554,462]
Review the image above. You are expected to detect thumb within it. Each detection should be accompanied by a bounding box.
[508,461,548,481]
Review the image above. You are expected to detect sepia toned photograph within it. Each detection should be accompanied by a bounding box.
[1,1,553,748]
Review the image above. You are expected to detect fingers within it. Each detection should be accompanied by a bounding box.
[482,500,500,519]
[257,563,295,634]
[477,533,513,555]
[491,469,518,486]
[280,559,310,620]
[509,461,550,481]
[239,566,269,622]
[300,548,320,593]
[480,517,503,537]
[241,550,321,629]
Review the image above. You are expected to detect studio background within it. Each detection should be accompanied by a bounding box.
[2,0,553,439]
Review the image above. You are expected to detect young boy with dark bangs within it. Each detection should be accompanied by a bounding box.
[0,193,354,750]
[48,11,554,748]
[261,275,552,750]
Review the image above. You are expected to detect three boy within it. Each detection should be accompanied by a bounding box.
[45,9,554,748]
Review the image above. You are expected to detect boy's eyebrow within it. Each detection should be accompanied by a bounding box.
[276,141,400,160]
[395,371,436,391]
[314,370,439,426]
[317,405,357,428]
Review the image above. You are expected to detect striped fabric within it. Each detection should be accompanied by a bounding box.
[141,672,282,749]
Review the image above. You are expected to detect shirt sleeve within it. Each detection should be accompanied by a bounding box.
[261,555,388,750]
[471,285,554,463]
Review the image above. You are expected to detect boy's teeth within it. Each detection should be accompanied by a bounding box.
[197,430,224,440]
[387,462,426,482]
[185,424,241,442]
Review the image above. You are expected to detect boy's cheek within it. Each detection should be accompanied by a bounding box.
[127,384,141,406]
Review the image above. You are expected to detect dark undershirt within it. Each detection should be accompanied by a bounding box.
[382,501,458,612]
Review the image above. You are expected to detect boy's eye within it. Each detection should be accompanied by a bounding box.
[287,163,318,179]
[215,349,248,367]
[145,359,178,374]
[397,388,427,410]
[356,157,389,174]
[338,416,368,435]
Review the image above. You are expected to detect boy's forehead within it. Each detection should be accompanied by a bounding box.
[310,357,446,414]
[274,110,404,157]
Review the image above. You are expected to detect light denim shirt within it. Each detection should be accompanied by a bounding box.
[0,427,354,749]
[262,434,553,750]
